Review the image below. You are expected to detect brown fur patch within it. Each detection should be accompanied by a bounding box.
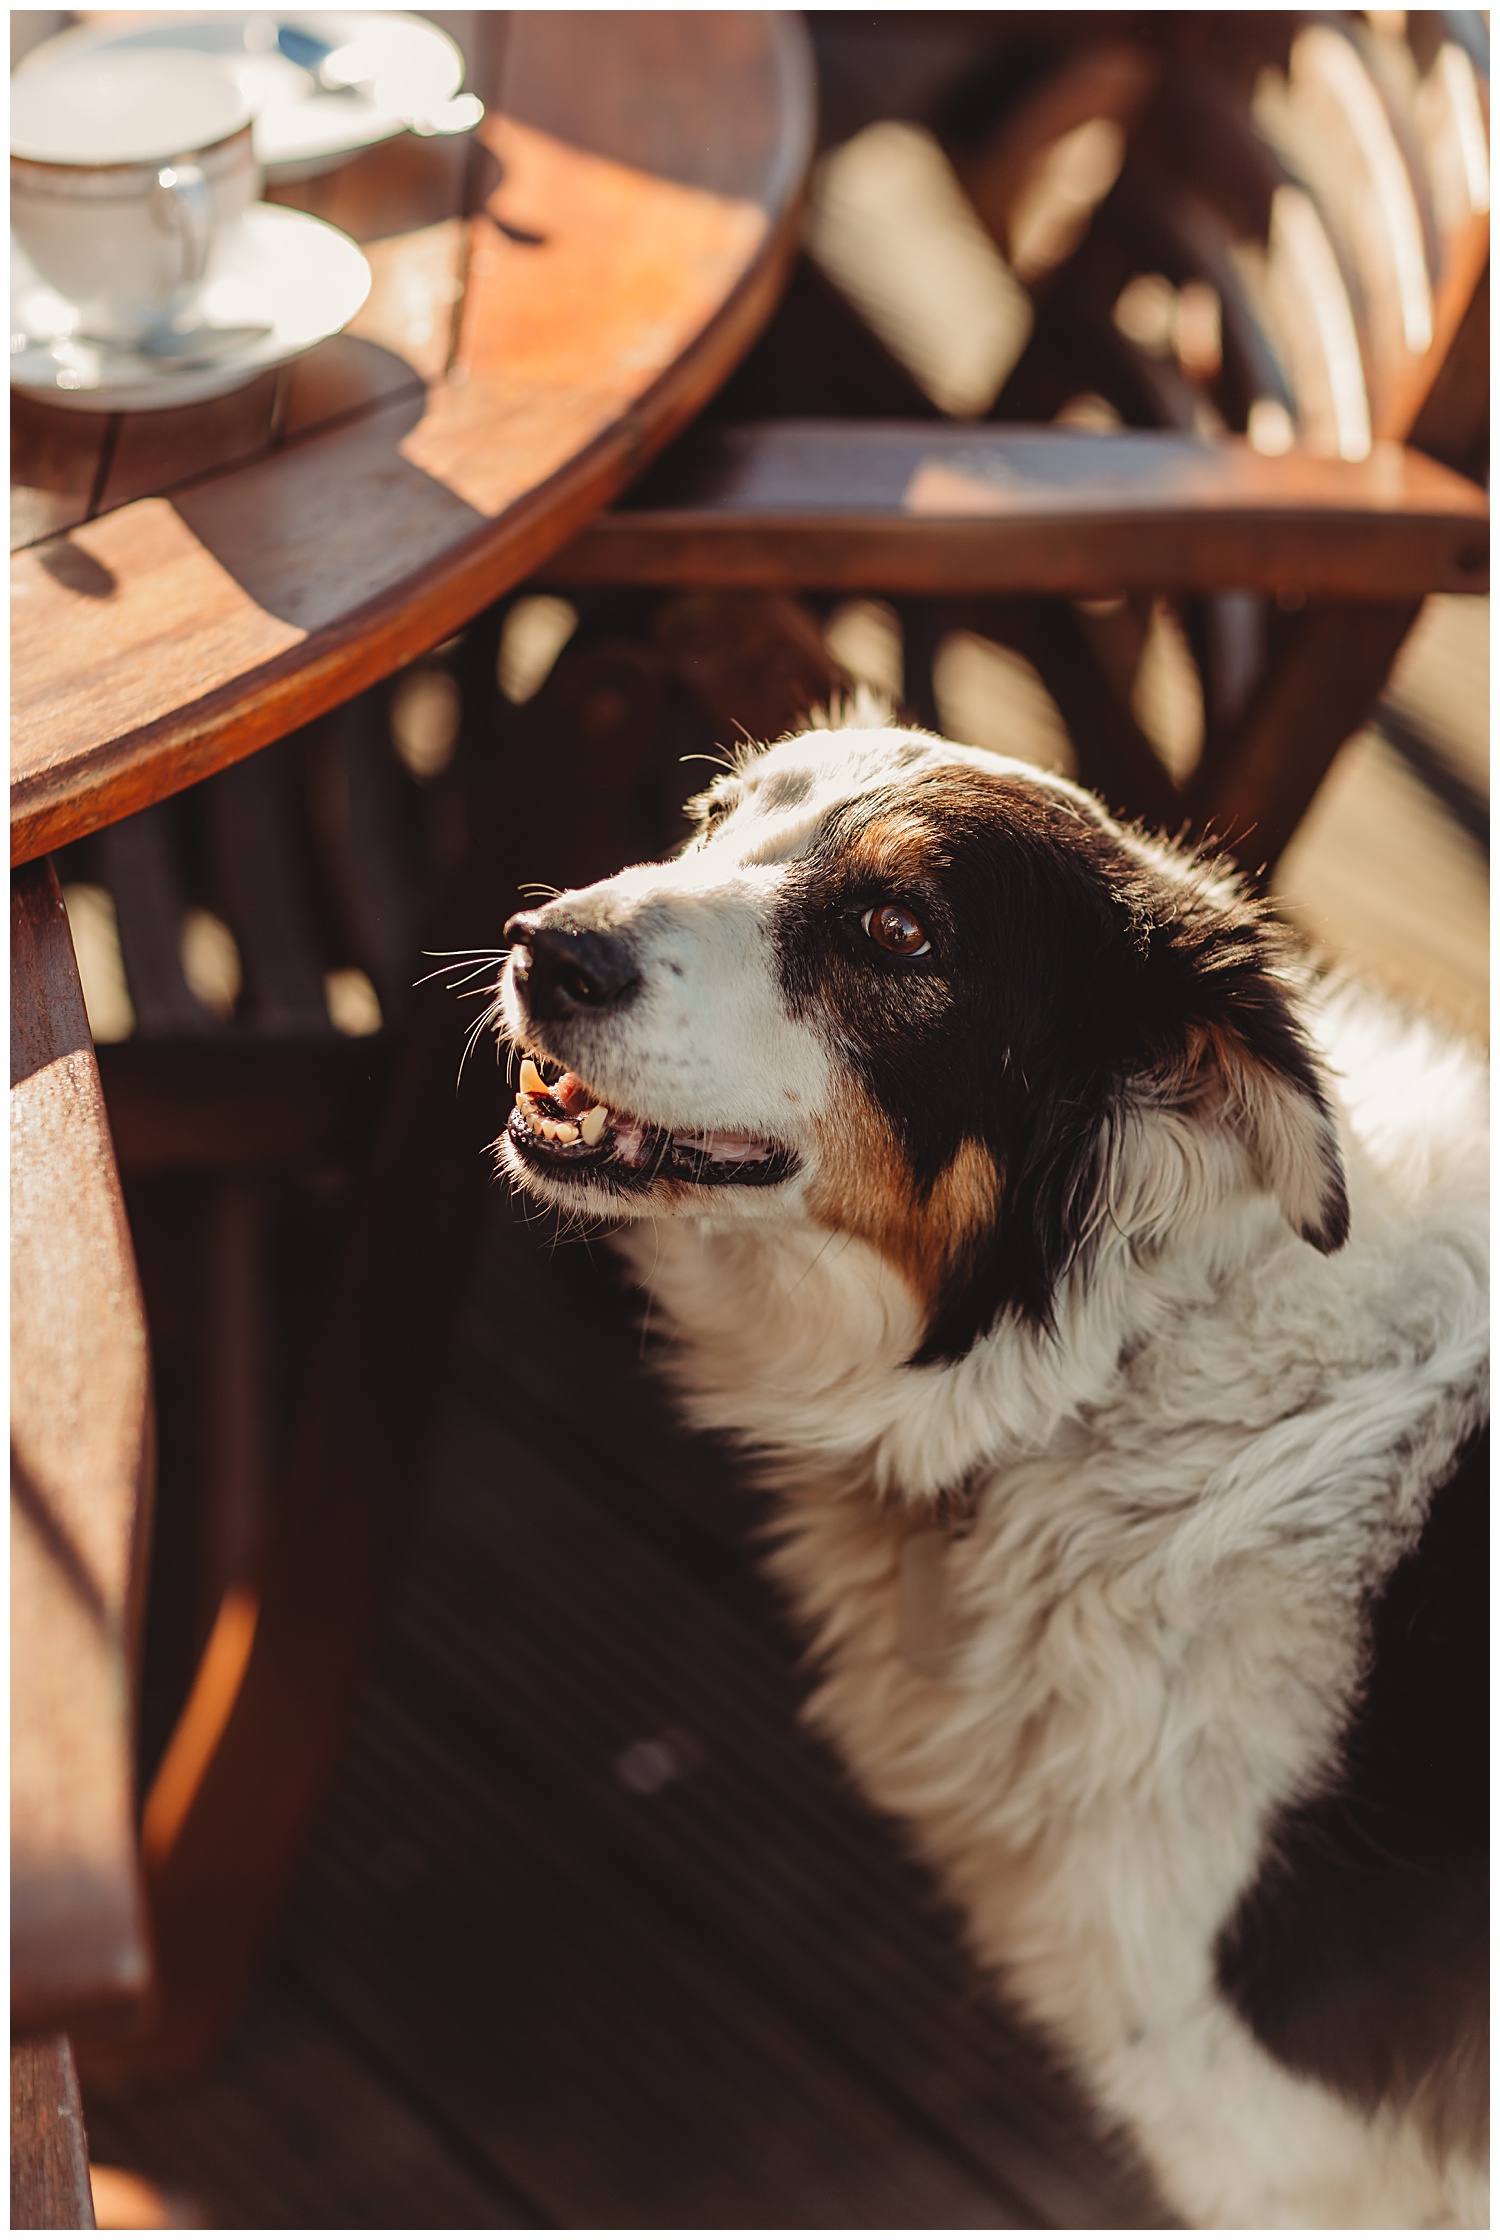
[807,1088,1001,1314]
[840,808,946,891]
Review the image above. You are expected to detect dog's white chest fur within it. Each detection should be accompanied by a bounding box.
[615,989,1487,2229]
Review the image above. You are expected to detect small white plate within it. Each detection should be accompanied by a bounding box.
[15,13,481,184]
[11,203,373,411]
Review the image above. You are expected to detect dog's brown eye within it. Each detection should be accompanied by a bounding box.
[863,902,930,957]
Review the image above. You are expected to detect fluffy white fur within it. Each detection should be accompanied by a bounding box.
[501,722,1489,2228]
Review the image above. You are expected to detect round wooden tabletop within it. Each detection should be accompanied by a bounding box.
[10,11,815,867]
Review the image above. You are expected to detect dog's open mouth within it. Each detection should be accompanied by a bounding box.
[507,1055,797,1191]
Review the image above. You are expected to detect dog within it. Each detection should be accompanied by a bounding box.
[497,710,1488,2228]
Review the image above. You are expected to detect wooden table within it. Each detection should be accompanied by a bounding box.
[10,13,813,2206]
[11,10,813,866]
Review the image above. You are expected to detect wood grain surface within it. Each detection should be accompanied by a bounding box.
[10,14,815,867]
[10,2037,96,2230]
[544,420,1490,595]
[11,863,153,2035]
[10,398,112,555]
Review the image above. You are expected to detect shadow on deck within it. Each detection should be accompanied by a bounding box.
[83,1175,1171,2228]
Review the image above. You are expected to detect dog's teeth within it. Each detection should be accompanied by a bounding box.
[554,1121,580,1144]
[580,1105,609,1145]
[519,1057,548,1097]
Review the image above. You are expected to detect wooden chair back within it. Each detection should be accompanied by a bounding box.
[966,12,1487,465]
[550,9,1487,870]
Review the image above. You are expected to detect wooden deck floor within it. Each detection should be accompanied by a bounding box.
[83,1154,1173,2227]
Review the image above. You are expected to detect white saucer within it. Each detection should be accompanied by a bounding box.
[11,204,373,412]
[15,13,481,184]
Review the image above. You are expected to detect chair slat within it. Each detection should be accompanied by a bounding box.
[203,748,333,1036]
[546,423,1487,598]
[97,809,218,1039]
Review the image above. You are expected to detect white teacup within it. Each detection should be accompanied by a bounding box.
[12,51,260,345]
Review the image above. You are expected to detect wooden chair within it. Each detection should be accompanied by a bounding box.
[46,669,464,2090]
[546,9,1489,872]
[12,862,150,2228]
[64,589,816,2090]
[18,12,820,2115]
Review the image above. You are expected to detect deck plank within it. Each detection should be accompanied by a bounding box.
[80,1972,541,2230]
[277,1678,1031,2228]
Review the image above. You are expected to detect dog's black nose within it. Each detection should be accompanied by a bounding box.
[505,912,640,1018]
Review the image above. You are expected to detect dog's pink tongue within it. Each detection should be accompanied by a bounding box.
[553,1072,597,1116]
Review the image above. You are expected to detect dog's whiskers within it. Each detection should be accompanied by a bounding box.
[456,994,505,1093]
[415,945,511,993]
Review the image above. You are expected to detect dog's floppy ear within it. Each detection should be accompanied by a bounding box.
[1195,1016,1348,1252]
[913,834,1347,1368]
[972,881,1351,1371]
[1151,911,1349,1256]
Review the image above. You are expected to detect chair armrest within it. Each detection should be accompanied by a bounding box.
[11,861,153,2034]
[542,422,1488,598]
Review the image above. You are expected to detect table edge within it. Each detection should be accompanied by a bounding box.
[11,15,816,867]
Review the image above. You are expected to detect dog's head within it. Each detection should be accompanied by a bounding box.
[500,722,1347,1363]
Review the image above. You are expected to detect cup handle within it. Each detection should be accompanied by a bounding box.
[152,164,212,290]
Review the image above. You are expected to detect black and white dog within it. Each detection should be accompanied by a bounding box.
[498,712,1488,2228]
